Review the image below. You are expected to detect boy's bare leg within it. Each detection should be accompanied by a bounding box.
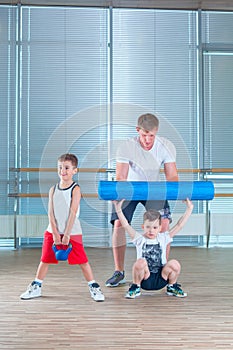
[80,262,94,282]
[35,261,49,280]
[132,259,150,285]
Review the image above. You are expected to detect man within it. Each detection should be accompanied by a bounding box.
[106,113,178,287]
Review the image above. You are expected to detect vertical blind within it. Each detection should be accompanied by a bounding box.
[19,6,109,219]
[0,6,17,215]
[112,9,198,173]
[202,11,233,214]
[202,11,233,169]
[111,9,198,220]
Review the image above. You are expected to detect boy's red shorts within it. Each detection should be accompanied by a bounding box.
[41,231,88,265]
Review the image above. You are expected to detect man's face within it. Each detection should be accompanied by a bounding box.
[136,127,158,151]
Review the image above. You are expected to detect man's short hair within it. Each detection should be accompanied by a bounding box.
[137,113,159,131]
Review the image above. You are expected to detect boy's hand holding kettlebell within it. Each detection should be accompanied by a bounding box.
[53,233,61,245]
[62,234,70,245]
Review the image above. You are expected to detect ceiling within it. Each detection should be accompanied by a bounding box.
[2,0,233,11]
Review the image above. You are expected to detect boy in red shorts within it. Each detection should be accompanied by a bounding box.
[20,153,105,302]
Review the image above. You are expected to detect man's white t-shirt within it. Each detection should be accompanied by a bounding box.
[116,135,176,181]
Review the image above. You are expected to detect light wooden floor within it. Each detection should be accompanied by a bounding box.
[0,246,233,350]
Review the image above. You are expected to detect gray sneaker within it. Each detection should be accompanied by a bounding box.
[89,283,105,302]
[105,271,126,287]
[20,282,42,300]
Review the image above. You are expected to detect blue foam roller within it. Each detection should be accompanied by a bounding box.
[98,181,214,201]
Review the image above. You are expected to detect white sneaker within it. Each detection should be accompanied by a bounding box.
[20,282,42,300]
[89,283,105,302]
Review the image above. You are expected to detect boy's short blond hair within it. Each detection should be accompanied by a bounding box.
[143,210,161,224]
[58,153,78,168]
[137,113,159,131]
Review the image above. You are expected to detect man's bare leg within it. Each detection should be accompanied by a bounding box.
[105,219,126,286]
[112,220,126,271]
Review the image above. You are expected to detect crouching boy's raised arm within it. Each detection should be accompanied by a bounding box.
[113,200,136,240]
[169,198,194,238]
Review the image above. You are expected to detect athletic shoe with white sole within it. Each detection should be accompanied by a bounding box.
[20,281,42,300]
[105,271,126,287]
[89,283,105,302]
[166,283,187,298]
[125,284,141,299]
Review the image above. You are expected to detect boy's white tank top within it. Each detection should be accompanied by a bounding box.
[47,182,82,235]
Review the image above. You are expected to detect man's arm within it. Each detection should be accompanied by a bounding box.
[164,162,179,181]
[169,199,194,238]
[113,200,136,240]
[115,162,129,181]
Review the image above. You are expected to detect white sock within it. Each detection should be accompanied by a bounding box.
[88,280,96,286]
[34,278,43,286]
